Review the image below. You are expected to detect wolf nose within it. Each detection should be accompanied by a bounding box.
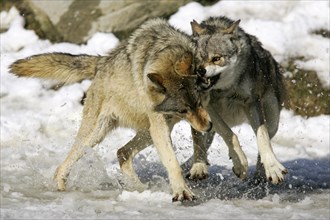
[197,67,206,76]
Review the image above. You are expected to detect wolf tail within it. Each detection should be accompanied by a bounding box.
[9,53,100,84]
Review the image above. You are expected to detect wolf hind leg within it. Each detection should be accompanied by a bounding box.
[246,97,288,185]
[117,118,177,182]
[263,90,281,139]
[254,91,286,183]
[117,130,152,186]
[253,124,288,184]
[54,100,116,191]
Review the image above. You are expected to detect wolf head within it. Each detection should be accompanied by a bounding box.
[191,17,245,90]
[146,52,212,132]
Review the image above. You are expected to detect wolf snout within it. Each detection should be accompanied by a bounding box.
[206,121,213,132]
[187,107,212,132]
[199,107,212,132]
[197,73,221,91]
[201,118,212,133]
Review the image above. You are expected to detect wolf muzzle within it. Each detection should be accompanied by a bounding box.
[197,74,220,91]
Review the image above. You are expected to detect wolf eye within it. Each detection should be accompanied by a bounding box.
[212,56,221,62]
[212,56,226,65]
[178,109,188,114]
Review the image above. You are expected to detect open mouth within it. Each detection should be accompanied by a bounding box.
[198,74,220,90]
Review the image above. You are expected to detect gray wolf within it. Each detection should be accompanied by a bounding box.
[188,16,288,184]
[9,18,212,202]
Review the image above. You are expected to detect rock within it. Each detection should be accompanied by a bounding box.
[1,0,63,42]
[30,0,192,43]
[283,59,330,117]
[3,0,217,43]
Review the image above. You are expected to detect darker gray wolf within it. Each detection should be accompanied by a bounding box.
[189,16,288,184]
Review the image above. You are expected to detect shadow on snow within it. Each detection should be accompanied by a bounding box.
[133,156,330,204]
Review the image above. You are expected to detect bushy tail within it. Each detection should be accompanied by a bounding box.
[9,53,100,84]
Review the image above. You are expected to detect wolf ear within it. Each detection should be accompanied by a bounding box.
[191,20,207,36]
[175,52,193,76]
[147,73,166,93]
[222,19,240,34]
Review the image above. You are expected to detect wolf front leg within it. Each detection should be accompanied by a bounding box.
[148,113,195,202]
[246,100,288,184]
[186,128,214,180]
[207,105,248,180]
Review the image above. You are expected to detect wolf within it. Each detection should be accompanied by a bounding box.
[116,16,288,184]
[187,16,288,184]
[9,18,212,202]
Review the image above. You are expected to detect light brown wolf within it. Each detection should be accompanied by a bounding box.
[10,18,212,202]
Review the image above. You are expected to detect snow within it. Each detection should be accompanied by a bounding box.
[1,1,329,219]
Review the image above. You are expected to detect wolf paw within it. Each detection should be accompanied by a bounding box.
[117,174,147,192]
[54,167,67,191]
[172,186,196,202]
[229,149,248,180]
[261,156,288,184]
[265,164,288,184]
[228,135,248,180]
[232,164,248,180]
[186,162,209,180]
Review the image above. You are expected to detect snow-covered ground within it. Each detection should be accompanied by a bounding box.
[1,1,329,219]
